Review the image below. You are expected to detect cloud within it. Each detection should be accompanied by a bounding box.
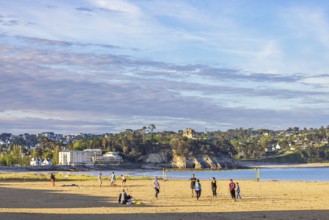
[1,34,329,134]
[76,7,93,12]
[1,1,329,134]
[90,0,141,15]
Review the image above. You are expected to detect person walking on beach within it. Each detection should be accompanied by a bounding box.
[211,177,217,198]
[121,174,127,187]
[98,173,103,187]
[190,174,197,197]
[236,182,241,199]
[194,179,202,200]
[110,172,116,187]
[229,179,236,201]
[153,176,160,199]
[50,173,55,187]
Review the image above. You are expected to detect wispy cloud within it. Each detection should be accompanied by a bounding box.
[1,1,329,134]
[90,0,141,15]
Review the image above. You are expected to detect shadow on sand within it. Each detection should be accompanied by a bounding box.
[0,186,143,209]
[0,186,328,220]
[0,210,328,220]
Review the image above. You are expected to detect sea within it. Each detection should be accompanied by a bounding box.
[72,167,329,181]
[2,167,328,181]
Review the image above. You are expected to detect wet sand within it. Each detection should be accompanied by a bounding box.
[0,179,328,220]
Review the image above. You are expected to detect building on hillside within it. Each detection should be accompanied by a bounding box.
[38,132,55,138]
[59,149,103,165]
[41,159,52,166]
[183,128,196,139]
[59,150,90,165]
[83,149,103,157]
[30,158,42,166]
[92,152,123,164]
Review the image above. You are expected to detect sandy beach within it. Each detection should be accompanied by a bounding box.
[0,179,328,220]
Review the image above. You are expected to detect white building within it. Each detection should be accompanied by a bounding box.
[92,152,123,163]
[83,149,102,157]
[275,143,281,150]
[41,159,52,166]
[59,149,103,165]
[59,150,90,165]
[30,158,42,166]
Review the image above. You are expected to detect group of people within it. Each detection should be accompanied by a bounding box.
[229,179,241,200]
[190,174,201,199]
[151,174,242,201]
[190,174,242,201]
[98,172,127,187]
[50,172,241,203]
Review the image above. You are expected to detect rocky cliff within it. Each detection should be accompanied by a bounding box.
[142,150,239,169]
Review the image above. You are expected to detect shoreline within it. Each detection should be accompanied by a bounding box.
[1,162,329,172]
[238,161,329,168]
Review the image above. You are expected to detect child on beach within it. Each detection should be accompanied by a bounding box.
[236,182,241,199]
[110,172,116,187]
[50,173,55,187]
[121,175,127,187]
[98,173,102,187]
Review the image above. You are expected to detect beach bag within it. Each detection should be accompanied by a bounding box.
[134,201,142,205]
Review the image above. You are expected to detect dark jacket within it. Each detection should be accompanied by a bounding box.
[118,192,131,204]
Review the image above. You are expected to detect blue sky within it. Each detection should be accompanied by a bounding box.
[1,0,329,134]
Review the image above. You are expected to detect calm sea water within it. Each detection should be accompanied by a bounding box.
[72,167,329,181]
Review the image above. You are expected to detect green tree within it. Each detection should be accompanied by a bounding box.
[52,146,60,165]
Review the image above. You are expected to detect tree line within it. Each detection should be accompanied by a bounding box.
[1,125,329,166]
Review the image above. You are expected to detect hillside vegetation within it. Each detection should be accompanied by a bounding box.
[1,126,329,167]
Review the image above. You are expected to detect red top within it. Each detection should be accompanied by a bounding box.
[229,181,235,190]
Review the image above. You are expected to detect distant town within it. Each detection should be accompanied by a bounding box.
[1,125,329,168]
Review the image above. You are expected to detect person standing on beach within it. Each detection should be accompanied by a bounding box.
[229,179,236,201]
[110,172,116,187]
[236,182,241,199]
[98,173,103,187]
[153,176,160,199]
[211,177,217,198]
[190,174,197,197]
[194,179,202,200]
[50,173,55,187]
[121,175,127,187]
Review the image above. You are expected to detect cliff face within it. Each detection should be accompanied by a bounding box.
[171,154,238,169]
[142,150,239,169]
[143,150,171,163]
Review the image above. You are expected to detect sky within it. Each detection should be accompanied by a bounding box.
[1,0,329,134]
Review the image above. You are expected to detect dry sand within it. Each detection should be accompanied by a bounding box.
[0,179,328,220]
